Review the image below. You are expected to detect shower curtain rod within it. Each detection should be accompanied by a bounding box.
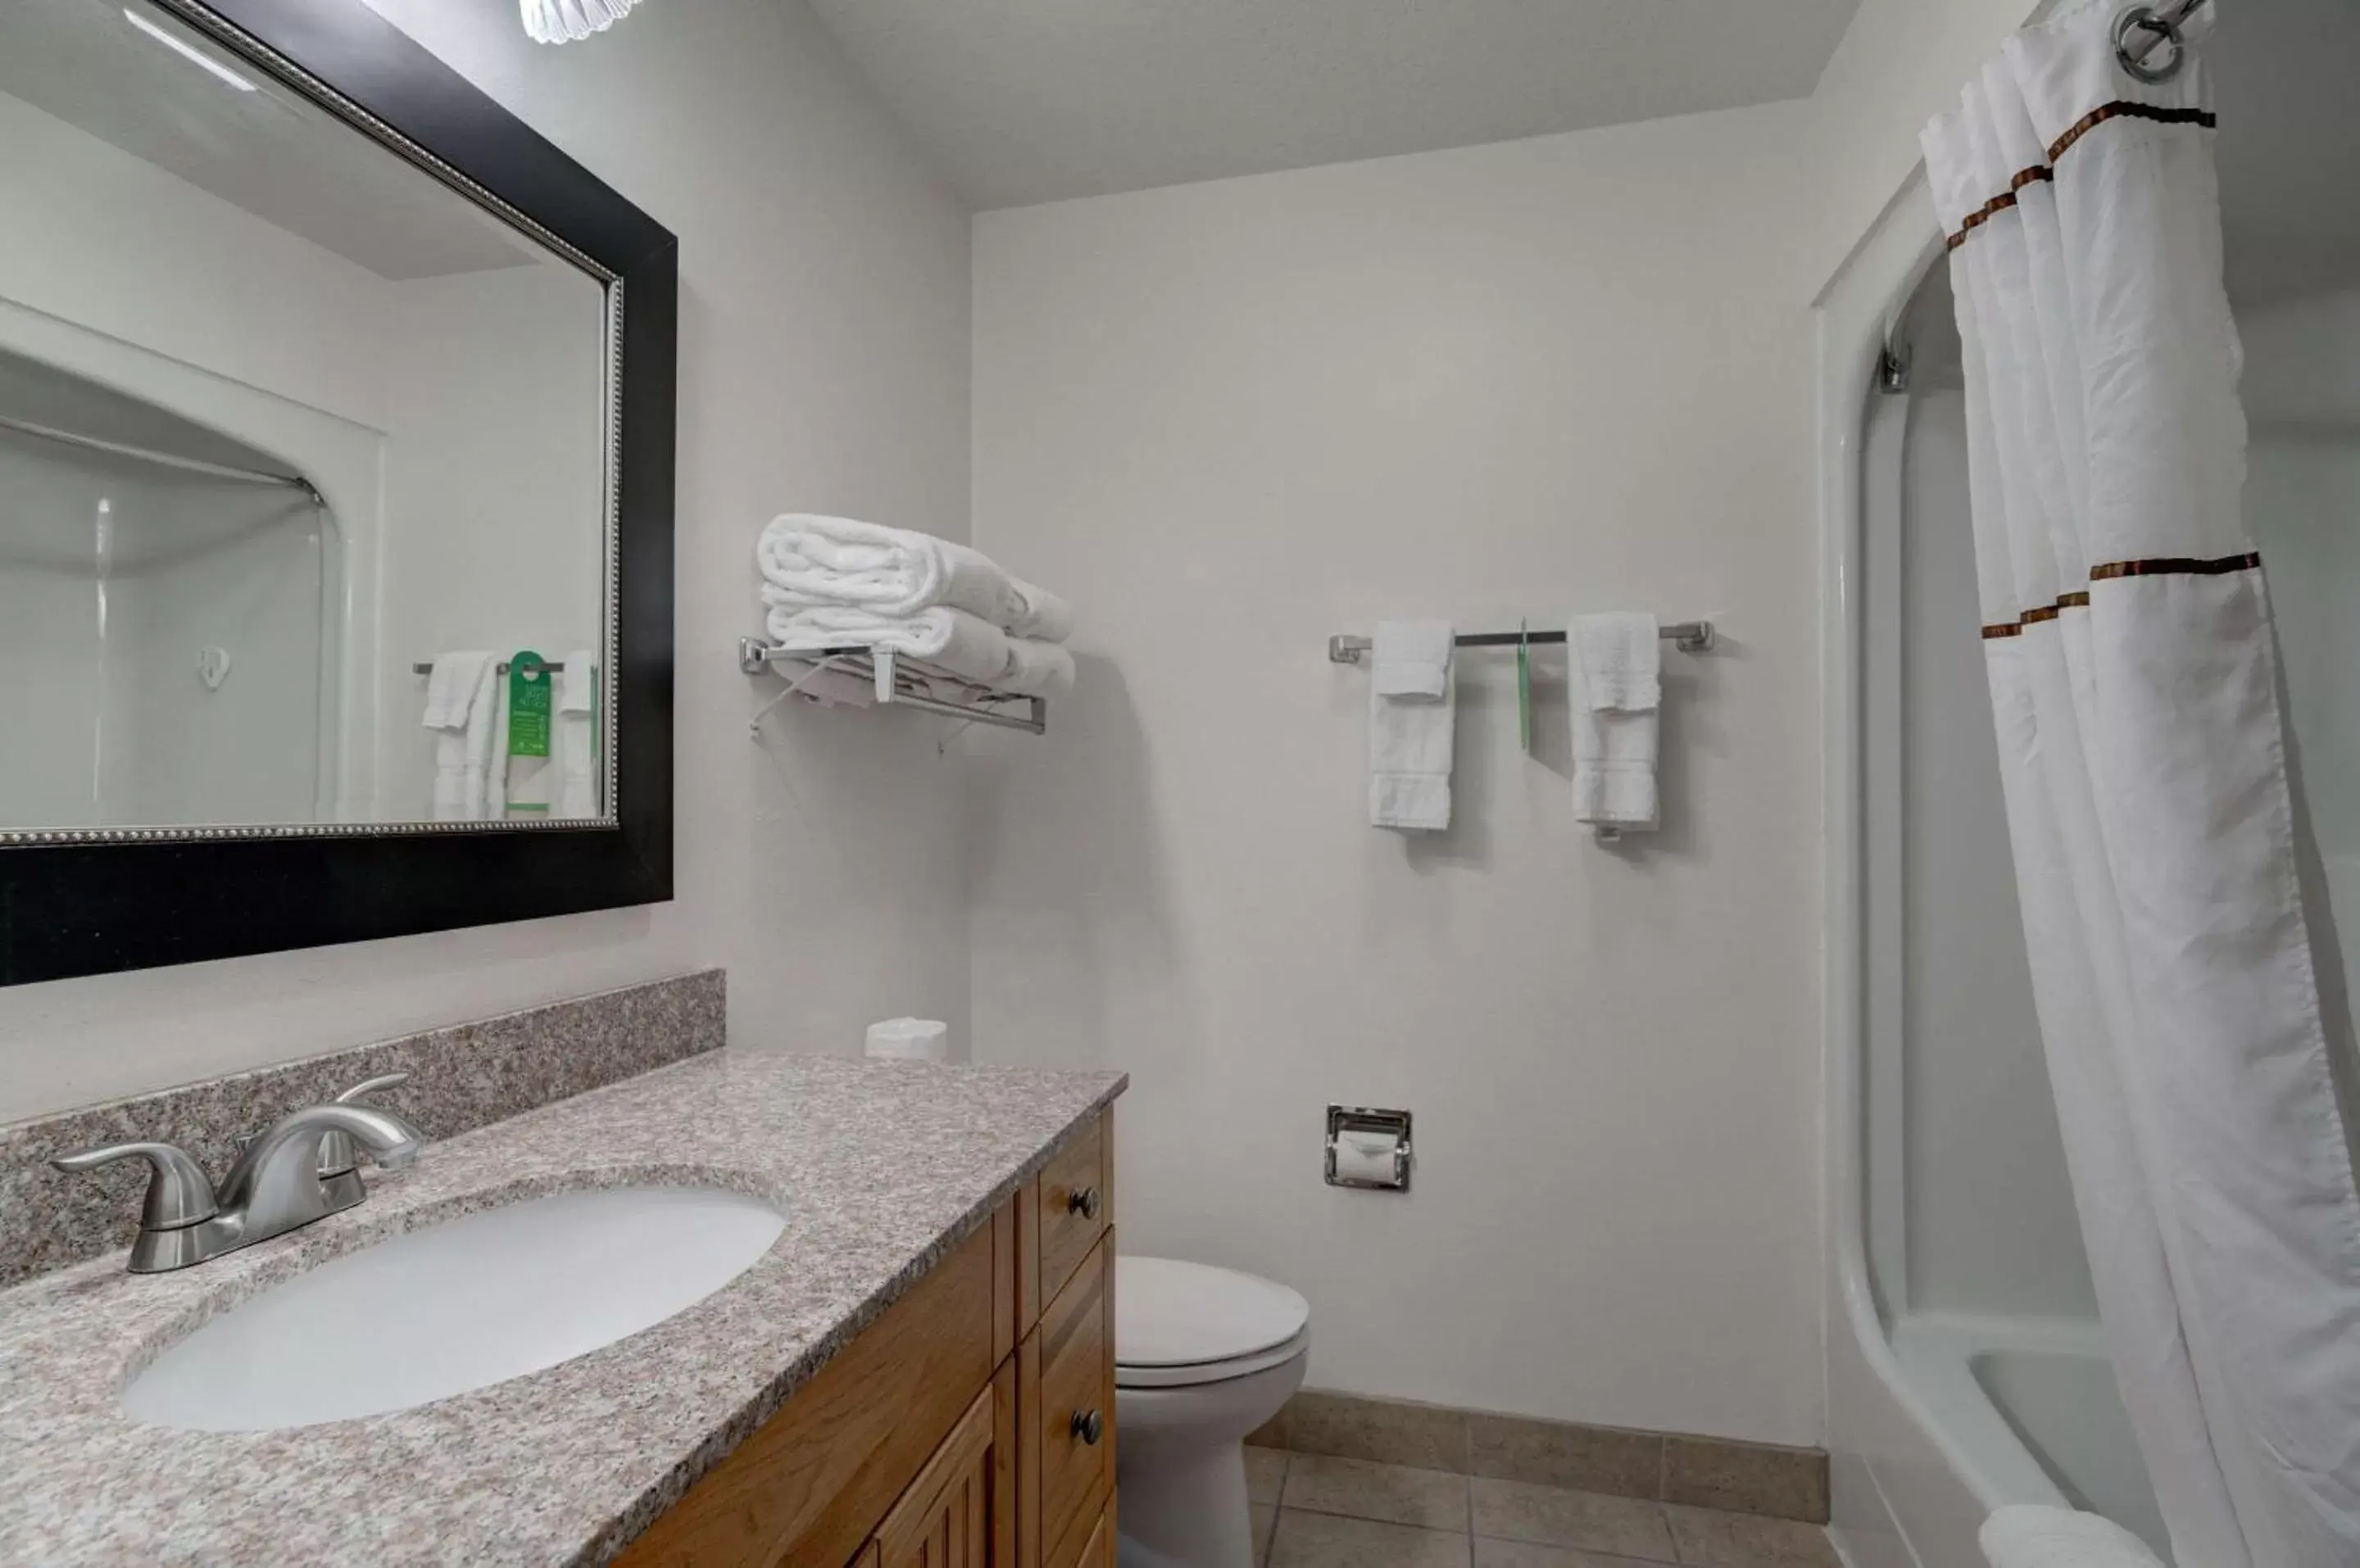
[0,410,323,503]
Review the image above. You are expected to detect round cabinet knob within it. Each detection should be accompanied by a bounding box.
[1067,1185,1101,1221]
[1071,1408,1105,1446]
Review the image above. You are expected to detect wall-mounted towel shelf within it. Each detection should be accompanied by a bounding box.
[1328,621,1714,664]
[738,637,1049,736]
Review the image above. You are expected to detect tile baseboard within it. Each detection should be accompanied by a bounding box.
[1246,1389,1829,1525]
[0,969,726,1288]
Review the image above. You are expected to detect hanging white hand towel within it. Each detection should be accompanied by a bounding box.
[456,656,502,823]
[1570,613,1659,831]
[1368,619,1455,831]
[556,650,598,818]
[422,650,491,821]
[1978,1507,2165,1568]
[1372,619,1452,699]
[1574,612,1659,710]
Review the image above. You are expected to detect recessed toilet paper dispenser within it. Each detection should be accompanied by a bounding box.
[1326,1104,1412,1191]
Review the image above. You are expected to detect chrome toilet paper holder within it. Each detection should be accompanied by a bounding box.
[1326,1104,1413,1192]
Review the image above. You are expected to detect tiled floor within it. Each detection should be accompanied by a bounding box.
[1245,1449,1842,1568]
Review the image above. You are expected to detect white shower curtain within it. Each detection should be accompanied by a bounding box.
[1921,4,2360,1564]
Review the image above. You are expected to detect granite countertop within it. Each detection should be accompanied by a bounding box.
[0,1051,1126,1566]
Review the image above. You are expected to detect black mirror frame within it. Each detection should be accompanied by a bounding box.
[0,0,677,986]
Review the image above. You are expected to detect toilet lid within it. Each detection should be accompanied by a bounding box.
[1116,1256,1310,1369]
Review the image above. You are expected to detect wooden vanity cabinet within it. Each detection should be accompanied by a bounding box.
[615,1112,1114,1568]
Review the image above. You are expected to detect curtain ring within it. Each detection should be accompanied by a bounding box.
[2112,4,2186,84]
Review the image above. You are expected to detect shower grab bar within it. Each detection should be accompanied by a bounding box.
[0,411,322,503]
[1328,621,1715,664]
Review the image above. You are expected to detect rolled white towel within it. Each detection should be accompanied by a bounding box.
[1979,1507,2166,1568]
[1006,576,1075,643]
[995,635,1076,698]
[765,603,1014,691]
[765,604,1077,700]
[758,514,1026,628]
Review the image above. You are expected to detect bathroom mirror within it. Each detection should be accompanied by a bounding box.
[0,0,677,982]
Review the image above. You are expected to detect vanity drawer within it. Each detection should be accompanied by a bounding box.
[1033,1114,1109,1315]
[1023,1233,1114,1566]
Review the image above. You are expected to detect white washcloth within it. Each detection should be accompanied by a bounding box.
[1372,619,1453,699]
[422,651,492,821]
[556,649,597,818]
[1570,669,1657,831]
[1368,626,1455,831]
[1978,1507,2165,1568]
[1574,613,1659,711]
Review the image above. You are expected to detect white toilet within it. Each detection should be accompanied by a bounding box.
[1114,1256,1310,1568]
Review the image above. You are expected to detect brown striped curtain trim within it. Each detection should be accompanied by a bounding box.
[2046,102,2218,165]
[2090,551,2259,580]
[1944,167,2057,250]
[1949,106,2215,252]
[1980,556,2258,637]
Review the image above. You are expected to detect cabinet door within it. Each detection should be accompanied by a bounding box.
[873,1381,1005,1568]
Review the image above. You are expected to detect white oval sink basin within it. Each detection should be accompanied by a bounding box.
[124,1185,785,1432]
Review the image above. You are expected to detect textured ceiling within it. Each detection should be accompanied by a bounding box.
[804,0,1865,211]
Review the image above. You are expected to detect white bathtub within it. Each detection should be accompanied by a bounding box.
[1895,1316,2168,1560]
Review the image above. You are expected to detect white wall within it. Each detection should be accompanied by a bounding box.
[0,0,974,1122]
[373,264,607,818]
[969,101,1827,1444]
[2242,287,2360,992]
[1803,0,2042,296]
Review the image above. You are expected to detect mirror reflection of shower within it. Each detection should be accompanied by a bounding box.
[0,348,336,827]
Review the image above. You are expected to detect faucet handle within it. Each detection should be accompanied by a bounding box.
[52,1143,220,1230]
[320,1072,411,1178]
[334,1072,410,1104]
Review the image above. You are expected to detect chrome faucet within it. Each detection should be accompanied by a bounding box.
[52,1073,426,1273]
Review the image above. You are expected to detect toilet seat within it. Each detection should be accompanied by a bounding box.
[1115,1256,1311,1390]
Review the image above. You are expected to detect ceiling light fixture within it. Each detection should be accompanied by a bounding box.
[520,0,642,45]
[122,7,256,91]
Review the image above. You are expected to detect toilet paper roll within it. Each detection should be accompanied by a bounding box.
[865,1017,949,1063]
[1332,1130,1401,1185]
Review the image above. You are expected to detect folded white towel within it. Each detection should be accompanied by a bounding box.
[768,604,1080,701]
[1369,623,1455,831]
[422,650,492,822]
[1574,612,1659,711]
[757,514,1038,628]
[556,649,598,818]
[1373,619,1453,699]
[1979,1506,2165,1568]
[767,602,1013,684]
[1570,673,1657,831]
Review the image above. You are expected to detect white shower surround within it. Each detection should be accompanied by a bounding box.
[1819,183,2118,1568]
